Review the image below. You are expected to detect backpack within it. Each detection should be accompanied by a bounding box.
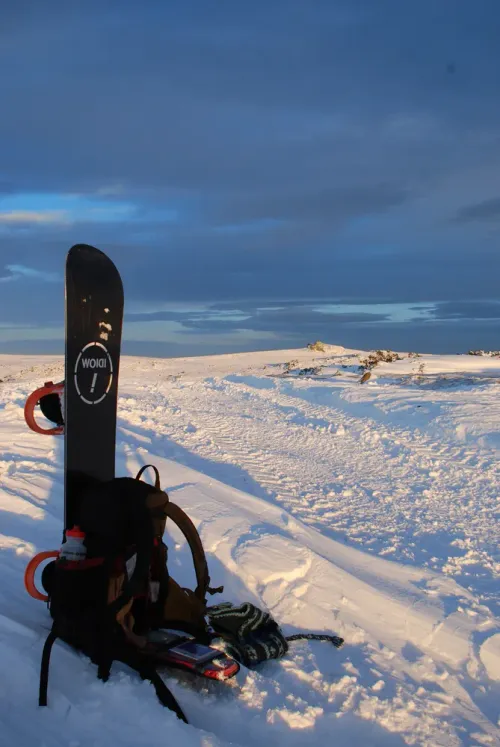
[32,464,344,722]
[38,465,219,722]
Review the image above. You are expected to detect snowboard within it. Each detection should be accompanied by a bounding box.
[64,244,124,530]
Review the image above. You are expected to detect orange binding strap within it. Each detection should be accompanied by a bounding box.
[24,381,64,436]
[24,551,59,601]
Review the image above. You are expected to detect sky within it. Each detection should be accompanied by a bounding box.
[1,0,500,357]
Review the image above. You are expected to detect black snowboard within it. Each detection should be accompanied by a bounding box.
[64,244,124,530]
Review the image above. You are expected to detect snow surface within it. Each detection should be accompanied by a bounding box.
[0,346,499,746]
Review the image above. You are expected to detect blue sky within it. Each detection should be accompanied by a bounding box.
[1,1,500,356]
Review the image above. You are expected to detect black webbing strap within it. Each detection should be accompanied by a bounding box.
[113,644,188,723]
[145,667,188,723]
[38,626,187,724]
[39,628,58,706]
[93,620,188,722]
[286,633,344,648]
[96,630,114,683]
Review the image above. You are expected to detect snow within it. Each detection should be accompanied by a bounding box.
[0,345,499,746]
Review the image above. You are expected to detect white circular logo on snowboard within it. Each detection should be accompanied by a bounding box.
[74,342,113,404]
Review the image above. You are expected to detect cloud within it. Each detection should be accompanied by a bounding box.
[3,297,499,358]
[0,210,67,224]
[0,264,61,283]
[209,183,411,228]
[432,301,500,320]
[454,197,500,223]
[95,184,127,197]
[124,302,395,340]
[0,324,63,343]
[0,193,143,228]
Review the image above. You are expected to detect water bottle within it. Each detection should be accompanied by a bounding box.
[60,526,87,561]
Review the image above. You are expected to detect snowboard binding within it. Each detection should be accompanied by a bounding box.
[24,381,64,435]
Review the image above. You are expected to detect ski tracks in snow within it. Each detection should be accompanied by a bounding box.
[118,368,499,607]
[115,357,500,744]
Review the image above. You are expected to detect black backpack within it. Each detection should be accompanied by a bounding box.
[39,466,217,723]
[34,466,344,723]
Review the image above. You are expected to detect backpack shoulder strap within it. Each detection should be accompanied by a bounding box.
[136,465,222,601]
[165,501,222,601]
[165,502,208,601]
